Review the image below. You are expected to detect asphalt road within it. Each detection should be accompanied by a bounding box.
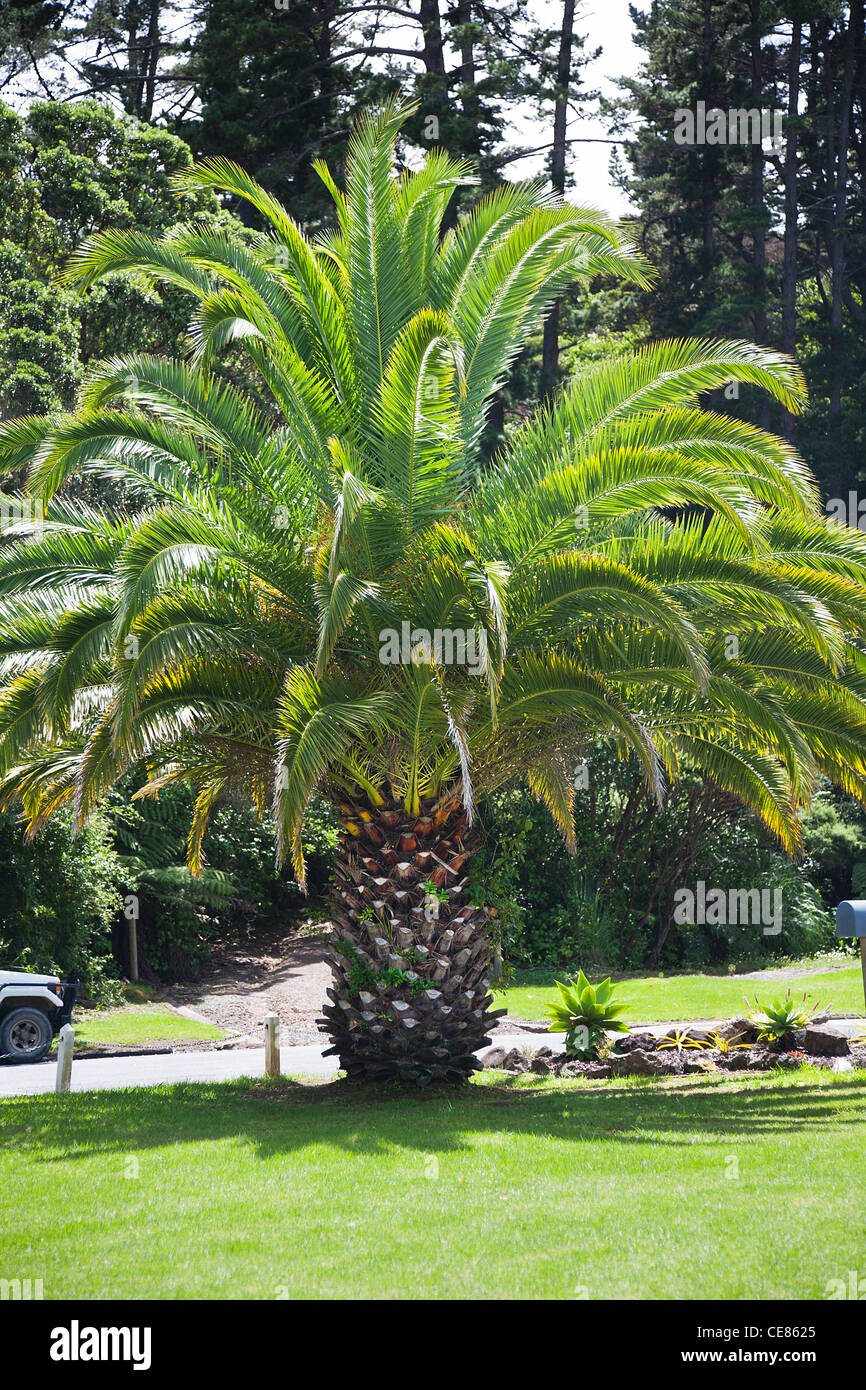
[0,1032,547,1097]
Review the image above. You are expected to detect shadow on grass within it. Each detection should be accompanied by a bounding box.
[2,1070,865,1166]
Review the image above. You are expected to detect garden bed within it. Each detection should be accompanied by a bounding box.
[483,1016,866,1078]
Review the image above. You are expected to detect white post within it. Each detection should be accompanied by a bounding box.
[129,917,139,983]
[56,1024,74,1093]
[264,1013,281,1077]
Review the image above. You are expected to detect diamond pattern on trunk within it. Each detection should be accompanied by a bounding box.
[318,794,505,1083]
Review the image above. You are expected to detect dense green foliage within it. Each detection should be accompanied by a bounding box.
[610,0,866,498]
[0,793,337,990]
[0,100,221,420]
[177,0,347,219]
[111,787,336,976]
[0,807,124,1002]
[472,770,855,972]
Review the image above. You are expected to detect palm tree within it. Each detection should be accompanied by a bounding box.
[2,98,866,1083]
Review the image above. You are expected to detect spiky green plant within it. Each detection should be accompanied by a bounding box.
[748,990,824,1044]
[2,99,866,1082]
[545,970,630,1058]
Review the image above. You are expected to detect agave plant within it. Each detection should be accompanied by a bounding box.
[545,970,630,1058]
[748,990,824,1044]
[2,99,866,1083]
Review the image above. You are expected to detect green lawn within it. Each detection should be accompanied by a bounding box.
[2,1069,865,1299]
[63,1004,225,1048]
[501,966,866,1026]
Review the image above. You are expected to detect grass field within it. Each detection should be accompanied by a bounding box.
[500,966,866,1025]
[2,1069,865,1299]
[63,1004,225,1048]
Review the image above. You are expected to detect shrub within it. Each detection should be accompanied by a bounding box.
[0,807,124,1004]
[110,783,339,978]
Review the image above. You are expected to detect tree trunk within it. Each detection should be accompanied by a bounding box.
[828,0,862,434]
[419,0,448,88]
[453,0,480,159]
[319,792,504,1083]
[699,0,717,288]
[748,0,769,428]
[126,2,141,118]
[440,0,479,229]
[541,0,576,398]
[142,0,161,123]
[780,18,801,439]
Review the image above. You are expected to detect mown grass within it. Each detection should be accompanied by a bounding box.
[501,966,866,1025]
[1,1068,865,1299]
[62,1003,225,1048]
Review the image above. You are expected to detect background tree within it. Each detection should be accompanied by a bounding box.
[175,0,350,219]
[537,0,599,396]
[0,97,222,419]
[0,0,187,115]
[175,0,553,217]
[609,0,866,496]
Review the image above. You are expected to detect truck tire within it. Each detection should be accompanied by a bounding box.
[0,1007,54,1063]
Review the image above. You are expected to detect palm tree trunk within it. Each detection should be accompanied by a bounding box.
[319,793,504,1083]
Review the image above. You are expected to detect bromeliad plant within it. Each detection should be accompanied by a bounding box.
[545,970,630,1058]
[708,1031,752,1054]
[3,100,866,1083]
[657,1028,711,1054]
[748,990,824,1045]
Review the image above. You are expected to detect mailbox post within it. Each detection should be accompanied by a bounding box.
[835,900,866,1015]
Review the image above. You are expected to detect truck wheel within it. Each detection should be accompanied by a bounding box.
[0,1008,54,1063]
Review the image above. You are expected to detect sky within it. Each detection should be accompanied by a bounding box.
[506,0,649,217]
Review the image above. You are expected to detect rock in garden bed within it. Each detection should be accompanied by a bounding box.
[612,1031,658,1053]
[715,1016,758,1045]
[802,1024,850,1056]
[609,1048,676,1076]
